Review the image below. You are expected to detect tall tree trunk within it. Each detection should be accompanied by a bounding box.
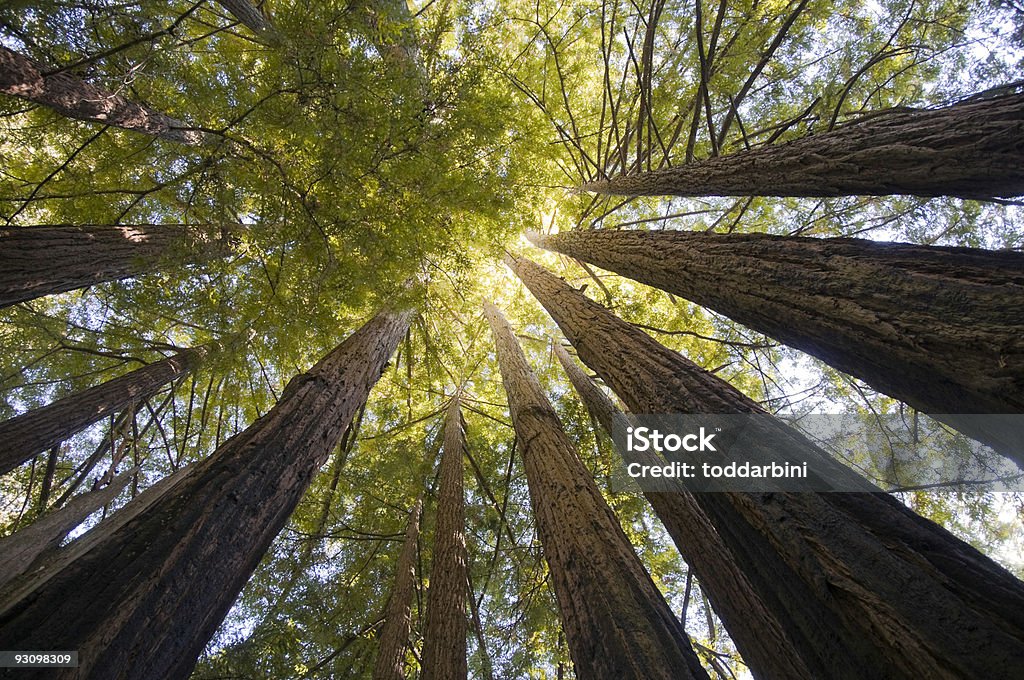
[0,308,412,680]
[215,0,280,43]
[552,343,814,680]
[484,302,710,680]
[532,229,1024,465]
[0,45,208,144]
[508,253,1024,680]
[581,91,1024,199]
[0,344,216,476]
[0,224,228,309]
[420,395,469,680]
[0,467,136,590]
[355,0,428,91]
[372,495,423,680]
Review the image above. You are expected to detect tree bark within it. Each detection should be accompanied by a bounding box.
[0,45,209,144]
[580,91,1024,199]
[484,302,710,680]
[508,253,1024,680]
[552,343,814,680]
[0,224,228,309]
[532,229,1024,466]
[0,308,412,680]
[0,344,216,476]
[420,395,468,680]
[372,495,423,680]
[215,0,281,43]
[0,467,136,590]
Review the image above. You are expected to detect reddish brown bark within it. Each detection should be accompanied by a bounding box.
[581,91,1024,199]
[485,302,709,680]
[0,344,215,476]
[509,253,1024,679]
[420,395,469,680]
[0,308,412,680]
[532,229,1024,466]
[372,496,423,680]
[0,45,208,144]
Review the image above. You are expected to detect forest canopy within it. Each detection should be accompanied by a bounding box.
[1,0,1023,677]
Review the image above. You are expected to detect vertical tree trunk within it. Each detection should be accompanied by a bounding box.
[484,302,710,680]
[0,308,412,680]
[580,91,1024,199]
[0,224,228,309]
[508,253,1024,680]
[0,467,136,590]
[420,395,468,680]
[372,496,423,680]
[532,229,1024,465]
[0,344,217,476]
[0,45,208,144]
[552,343,814,680]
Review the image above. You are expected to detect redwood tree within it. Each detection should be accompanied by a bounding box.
[580,90,1024,200]
[372,496,424,680]
[0,45,209,144]
[509,253,1024,680]
[0,308,412,680]
[533,229,1024,465]
[484,302,710,680]
[420,395,469,680]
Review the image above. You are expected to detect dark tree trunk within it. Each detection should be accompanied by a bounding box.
[533,229,1024,466]
[0,467,135,590]
[215,0,280,42]
[508,254,1024,680]
[581,91,1024,200]
[552,344,814,680]
[0,308,412,680]
[0,46,208,144]
[0,224,226,309]
[372,496,423,680]
[0,344,216,476]
[484,302,710,680]
[420,395,468,680]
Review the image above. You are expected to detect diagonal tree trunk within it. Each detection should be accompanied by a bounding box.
[0,224,232,309]
[372,495,423,680]
[531,229,1024,466]
[215,0,281,43]
[0,344,217,476]
[552,343,814,680]
[0,45,209,144]
[0,308,412,680]
[484,302,710,680]
[508,253,1024,680]
[420,394,468,680]
[581,91,1024,200]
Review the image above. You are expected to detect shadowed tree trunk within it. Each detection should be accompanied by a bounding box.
[532,229,1024,466]
[0,467,136,590]
[215,0,281,43]
[0,308,412,680]
[0,344,217,476]
[372,495,423,680]
[484,302,710,680]
[552,343,814,680]
[508,253,1024,680]
[581,91,1024,199]
[0,45,209,144]
[420,395,468,680]
[0,224,232,309]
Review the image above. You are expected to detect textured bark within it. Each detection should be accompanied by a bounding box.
[581,91,1024,199]
[215,0,280,42]
[509,254,1024,680]
[0,45,208,144]
[552,344,814,680]
[0,468,135,590]
[0,224,227,309]
[533,229,1024,465]
[0,308,412,680]
[372,496,423,680]
[0,344,215,476]
[484,302,709,680]
[420,396,469,680]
